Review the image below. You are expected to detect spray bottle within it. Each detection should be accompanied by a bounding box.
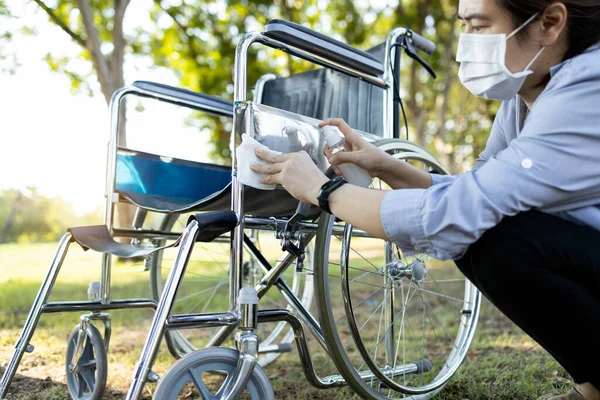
[322,126,372,188]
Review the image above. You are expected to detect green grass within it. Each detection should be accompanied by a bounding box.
[0,242,575,399]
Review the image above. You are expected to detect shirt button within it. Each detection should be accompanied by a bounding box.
[521,158,533,169]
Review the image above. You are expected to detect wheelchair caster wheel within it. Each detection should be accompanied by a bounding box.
[154,348,274,400]
[65,324,108,400]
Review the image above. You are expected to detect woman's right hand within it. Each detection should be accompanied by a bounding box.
[318,118,388,178]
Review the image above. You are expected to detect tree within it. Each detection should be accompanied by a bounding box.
[4,0,500,184]
[22,0,135,228]
[0,187,101,243]
[0,0,17,74]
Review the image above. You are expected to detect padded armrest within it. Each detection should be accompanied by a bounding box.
[263,19,385,77]
[132,81,233,117]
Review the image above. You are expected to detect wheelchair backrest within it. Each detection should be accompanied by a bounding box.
[258,43,386,137]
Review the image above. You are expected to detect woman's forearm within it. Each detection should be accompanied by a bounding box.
[322,185,390,241]
[376,154,433,190]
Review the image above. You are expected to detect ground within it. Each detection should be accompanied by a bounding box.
[0,242,575,399]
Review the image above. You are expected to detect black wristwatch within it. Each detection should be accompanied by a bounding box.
[317,176,348,214]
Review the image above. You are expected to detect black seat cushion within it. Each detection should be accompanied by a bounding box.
[263,19,385,77]
[260,43,386,136]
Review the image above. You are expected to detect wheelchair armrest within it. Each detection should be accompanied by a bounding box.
[132,81,233,117]
[262,19,385,77]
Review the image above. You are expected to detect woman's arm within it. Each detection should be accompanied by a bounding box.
[251,149,389,240]
[325,185,389,240]
[318,119,432,190]
[375,154,433,189]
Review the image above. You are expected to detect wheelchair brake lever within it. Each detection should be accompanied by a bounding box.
[404,40,437,79]
[280,201,311,272]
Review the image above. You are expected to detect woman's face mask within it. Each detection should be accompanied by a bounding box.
[456,13,545,101]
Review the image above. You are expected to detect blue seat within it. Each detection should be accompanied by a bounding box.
[115,149,231,212]
[115,148,308,217]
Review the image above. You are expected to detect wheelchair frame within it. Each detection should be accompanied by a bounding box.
[0,23,479,400]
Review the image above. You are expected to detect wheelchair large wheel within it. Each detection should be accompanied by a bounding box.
[154,347,274,400]
[65,324,108,400]
[149,213,314,366]
[314,139,481,399]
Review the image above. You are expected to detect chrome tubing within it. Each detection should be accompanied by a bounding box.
[204,234,300,348]
[103,86,136,305]
[243,235,329,352]
[42,299,157,313]
[384,242,396,366]
[244,217,374,238]
[0,233,72,399]
[383,27,409,140]
[257,309,344,389]
[221,331,260,400]
[124,220,200,400]
[166,312,240,330]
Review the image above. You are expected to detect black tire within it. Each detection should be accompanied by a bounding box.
[313,139,481,399]
[65,324,108,400]
[154,347,274,400]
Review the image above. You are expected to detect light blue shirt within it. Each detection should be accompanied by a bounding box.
[381,44,600,261]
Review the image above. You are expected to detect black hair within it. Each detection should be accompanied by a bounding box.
[497,0,600,59]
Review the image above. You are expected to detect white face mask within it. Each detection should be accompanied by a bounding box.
[456,13,545,101]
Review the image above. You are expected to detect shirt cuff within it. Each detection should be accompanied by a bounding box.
[380,189,431,255]
[430,173,455,186]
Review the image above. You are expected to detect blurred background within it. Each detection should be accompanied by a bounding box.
[0,4,572,399]
[0,0,500,245]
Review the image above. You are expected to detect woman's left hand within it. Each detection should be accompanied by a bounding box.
[251,148,329,205]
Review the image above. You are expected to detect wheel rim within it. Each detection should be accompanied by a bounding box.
[314,140,481,399]
[149,213,314,364]
[154,348,273,400]
[65,325,107,400]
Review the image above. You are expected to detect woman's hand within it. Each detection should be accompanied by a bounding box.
[251,149,329,205]
[319,118,388,178]
[319,118,433,190]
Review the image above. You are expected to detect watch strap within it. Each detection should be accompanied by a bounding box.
[317,177,347,214]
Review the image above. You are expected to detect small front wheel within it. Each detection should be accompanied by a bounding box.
[154,347,274,400]
[65,323,108,400]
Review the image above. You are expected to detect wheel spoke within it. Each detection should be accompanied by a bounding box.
[176,284,226,303]
[79,368,95,393]
[189,368,215,399]
[343,288,388,351]
[78,358,97,369]
[335,283,386,324]
[316,144,479,397]
[412,287,467,304]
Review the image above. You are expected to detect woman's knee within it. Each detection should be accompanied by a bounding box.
[463,213,539,291]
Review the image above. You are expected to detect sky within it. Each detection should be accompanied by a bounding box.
[0,0,212,215]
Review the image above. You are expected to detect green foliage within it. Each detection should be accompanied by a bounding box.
[0,0,17,74]
[137,0,498,170]
[0,187,101,244]
[3,0,500,170]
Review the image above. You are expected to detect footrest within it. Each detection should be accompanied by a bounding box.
[68,212,238,258]
[68,225,175,259]
[187,211,239,243]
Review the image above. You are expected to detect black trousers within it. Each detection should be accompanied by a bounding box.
[454,210,600,389]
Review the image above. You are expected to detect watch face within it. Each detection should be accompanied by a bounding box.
[321,177,345,191]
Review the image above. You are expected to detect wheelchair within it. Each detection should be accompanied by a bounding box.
[0,19,481,400]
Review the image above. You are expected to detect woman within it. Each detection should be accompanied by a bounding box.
[251,0,600,398]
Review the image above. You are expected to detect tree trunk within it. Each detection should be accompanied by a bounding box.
[77,0,134,230]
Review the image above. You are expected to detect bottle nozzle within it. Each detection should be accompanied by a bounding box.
[322,126,343,147]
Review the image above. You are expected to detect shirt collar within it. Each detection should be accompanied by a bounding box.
[550,42,600,77]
